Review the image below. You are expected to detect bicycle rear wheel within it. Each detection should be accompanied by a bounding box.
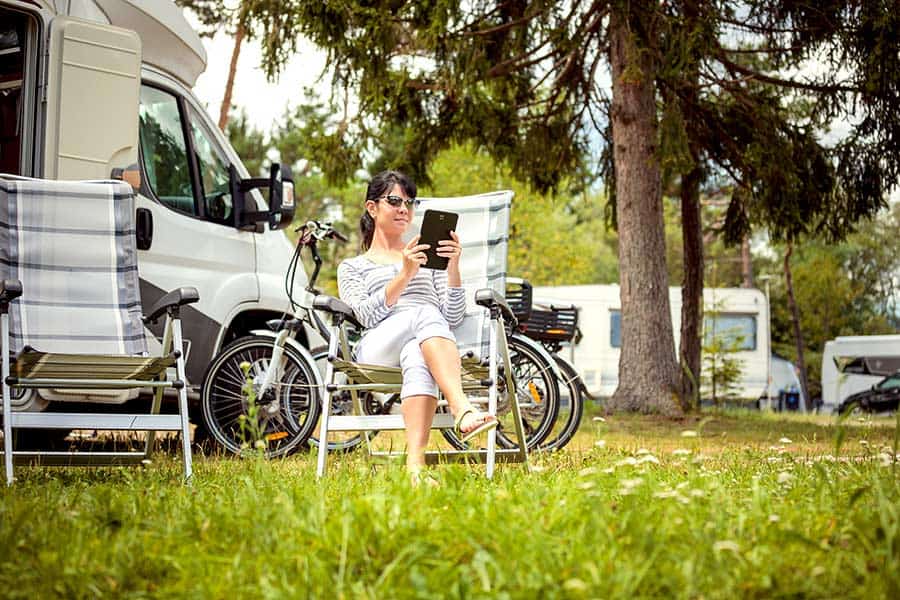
[441,334,560,451]
[200,335,321,458]
[540,355,585,450]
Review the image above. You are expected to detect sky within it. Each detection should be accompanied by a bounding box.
[187,14,328,135]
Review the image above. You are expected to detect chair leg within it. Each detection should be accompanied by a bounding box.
[497,322,528,464]
[145,316,174,458]
[486,315,500,479]
[2,313,13,486]
[316,374,333,478]
[171,318,193,483]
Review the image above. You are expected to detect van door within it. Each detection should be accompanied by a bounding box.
[44,17,141,179]
[135,82,258,384]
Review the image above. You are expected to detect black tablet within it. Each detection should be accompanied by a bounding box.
[418,209,459,270]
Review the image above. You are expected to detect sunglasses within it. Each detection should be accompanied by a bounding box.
[376,194,420,209]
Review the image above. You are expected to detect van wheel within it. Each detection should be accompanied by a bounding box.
[13,428,71,451]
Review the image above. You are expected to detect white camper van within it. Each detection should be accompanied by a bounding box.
[821,335,900,413]
[0,1,306,415]
[533,285,770,402]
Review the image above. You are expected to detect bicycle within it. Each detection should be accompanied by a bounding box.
[200,220,562,456]
[506,278,588,450]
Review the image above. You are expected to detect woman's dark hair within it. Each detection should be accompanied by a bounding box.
[359,170,417,251]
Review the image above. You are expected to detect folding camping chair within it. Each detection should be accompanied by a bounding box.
[0,175,198,485]
[312,191,528,478]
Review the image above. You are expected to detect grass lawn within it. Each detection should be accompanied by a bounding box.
[1,410,898,598]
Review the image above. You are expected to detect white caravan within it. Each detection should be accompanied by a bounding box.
[821,335,900,413]
[0,0,305,415]
[532,285,770,401]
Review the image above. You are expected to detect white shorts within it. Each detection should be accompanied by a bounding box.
[353,304,457,399]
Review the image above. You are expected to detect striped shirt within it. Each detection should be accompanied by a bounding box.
[337,255,467,329]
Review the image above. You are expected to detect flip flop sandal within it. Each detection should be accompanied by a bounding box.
[454,408,499,443]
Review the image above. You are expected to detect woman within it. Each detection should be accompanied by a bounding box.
[337,170,498,480]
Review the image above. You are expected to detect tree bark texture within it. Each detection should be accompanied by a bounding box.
[741,235,753,288]
[219,21,245,132]
[679,166,703,410]
[783,242,811,411]
[608,9,682,415]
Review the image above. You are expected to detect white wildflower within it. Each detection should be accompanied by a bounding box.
[636,448,651,456]
[672,448,692,456]
[768,514,780,523]
[713,541,740,553]
[767,456,782,463]
[254,439,266,450]
[637,454,660,465]
[615,457,639,467]
[620,477,643,490]
[681,430,698,438]
[675,481,689,490]
[859,439,869,447]
[690,489,706,498]
[778,437,792,444]
[879,453,894,467]
[594,440,607,449]
[592,416,607,423]
[578,467,600,477]
[528,464,547,473]
[653,490,680,499]
[777,471,793,484]
[140,459,152,465]
[577,480,596,491]
[602,467,616,474]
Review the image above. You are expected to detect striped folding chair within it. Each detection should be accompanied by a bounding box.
[0,175,198,485]
[313,191,528,478]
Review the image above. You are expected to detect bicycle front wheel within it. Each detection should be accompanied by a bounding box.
[201,335,321,458]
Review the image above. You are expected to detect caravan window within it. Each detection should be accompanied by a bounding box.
[610,310,621,348]
[138,86,195,214]
[703,313,756,351]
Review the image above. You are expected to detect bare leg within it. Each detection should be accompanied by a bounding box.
[401,394,437,469]
[420,337,495,433]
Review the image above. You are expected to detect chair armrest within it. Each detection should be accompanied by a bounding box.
[143,287,200,324]
[475,288,518,329]
[313,294,363,330]
[0,279,23,309]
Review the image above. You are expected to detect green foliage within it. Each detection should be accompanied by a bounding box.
[225,109,619,288]
[3,413,900,597]
[701,303,747,406]
[421,145,617,286]
[225,110,267,177]
[759,206,900,399]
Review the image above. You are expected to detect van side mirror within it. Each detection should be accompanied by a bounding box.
[268,164,295,230]
[229,163,296,231]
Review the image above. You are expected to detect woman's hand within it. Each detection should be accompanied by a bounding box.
[439,231,463,286]
[400,234,430,279]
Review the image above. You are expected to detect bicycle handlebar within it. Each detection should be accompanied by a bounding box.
[298,220,348,244]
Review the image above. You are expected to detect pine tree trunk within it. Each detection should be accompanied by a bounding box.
[218,20,246,132]
[607,8,682,415]
[783,242,811,411]
[741,235,753,288]
[679,166,703,410]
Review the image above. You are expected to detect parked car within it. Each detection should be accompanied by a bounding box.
[837,371,900,415]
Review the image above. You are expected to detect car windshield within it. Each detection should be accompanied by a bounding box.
[877,374,900,390]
